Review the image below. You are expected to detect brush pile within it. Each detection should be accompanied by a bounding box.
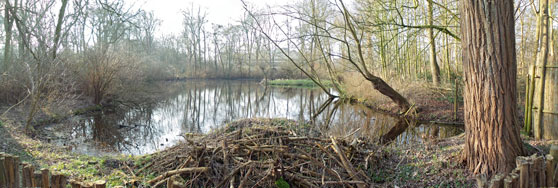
[139,118,386,188]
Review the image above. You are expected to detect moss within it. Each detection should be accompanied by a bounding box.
[133,155,152,167]
[72,105,102,115]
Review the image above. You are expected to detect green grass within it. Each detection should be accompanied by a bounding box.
[267,79,333,88]
[73,105,102,115]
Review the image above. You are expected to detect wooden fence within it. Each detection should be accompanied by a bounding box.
[478,153,558,188]
[0,153,108,188]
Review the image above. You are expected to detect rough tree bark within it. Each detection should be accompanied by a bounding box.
[459,0,525,175]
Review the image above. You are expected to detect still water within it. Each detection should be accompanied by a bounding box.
[47,80,462,156]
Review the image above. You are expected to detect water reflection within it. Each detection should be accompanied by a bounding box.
[54,80,463,156]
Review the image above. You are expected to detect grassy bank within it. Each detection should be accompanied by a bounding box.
[267,79,333,88]
[0,116,138,186]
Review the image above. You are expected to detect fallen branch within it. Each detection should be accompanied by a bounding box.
[148,167,209,185]
[330,137,370,186]
[215,161,252,188]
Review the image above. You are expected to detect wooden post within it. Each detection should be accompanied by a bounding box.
[21,163,30,187]
[518,157,530,188]
[503,175,512,188]
[23,163,33,187]
[81,183,93,188]
[510,169,519,188]
[4,155,14,188]
[476,174,488,188]
[52,175,58,188]
[527,159,535,188]
[489,174,503,188]
[41,168,49,188]
[33,172,42,187]
[28,165,35,187]
[93,180,106,188]
[533,155,544,188]
[60,175,67,188]
[51,174,59,188]
[12,156,19,188]
[69,180,81,188]
[546,154,554,187]
[0,156,6,187]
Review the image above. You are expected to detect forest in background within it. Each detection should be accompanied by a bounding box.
[0,0,545,106]
[0,0,557,182]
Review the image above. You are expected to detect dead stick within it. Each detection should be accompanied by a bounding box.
[311,180,367,185]
[176,156,192,170]
[125,164,137,179]
[216,162,251,188]
[222,140,231,187]
[312,144,347,180]
[148,167,208,185]
[285,172,318,188]
[166,178,173,188]
[238,165,253,188]
[330,137,370,184]
[137,162,153,175]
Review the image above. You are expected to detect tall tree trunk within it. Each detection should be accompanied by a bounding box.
[427,0,441,86]
[533,0,558,140]
[52,0,68,59]
[3,0,14,71]
[533,0,551,140]
[460,0,525,175]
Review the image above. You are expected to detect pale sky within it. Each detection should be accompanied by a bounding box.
[135,0,290,36]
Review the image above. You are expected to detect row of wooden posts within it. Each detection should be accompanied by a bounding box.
[479,147,558,188]
[0,153,108,188]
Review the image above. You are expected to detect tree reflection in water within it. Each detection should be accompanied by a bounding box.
[57,80,462,156]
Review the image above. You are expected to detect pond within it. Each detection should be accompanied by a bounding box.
[46,80,463,156]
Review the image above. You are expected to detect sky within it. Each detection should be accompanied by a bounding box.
[135,0,290,36]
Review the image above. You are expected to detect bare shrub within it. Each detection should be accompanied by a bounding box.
[79,47,143,105]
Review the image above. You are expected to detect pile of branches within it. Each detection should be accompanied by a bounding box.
[139,118,386,187]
